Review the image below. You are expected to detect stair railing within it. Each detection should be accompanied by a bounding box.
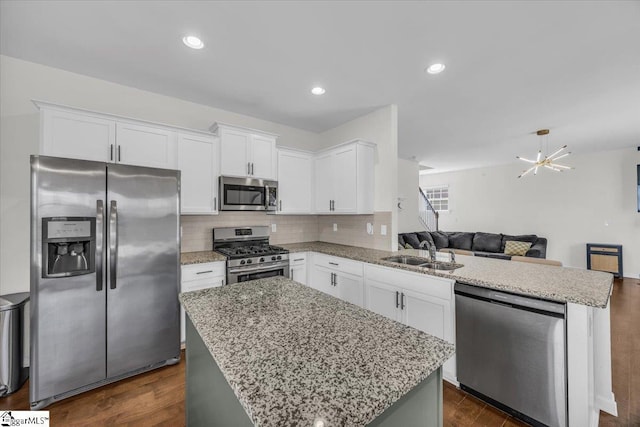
[418,187,439,232]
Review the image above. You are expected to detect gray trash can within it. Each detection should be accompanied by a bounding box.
[0,292,30,397]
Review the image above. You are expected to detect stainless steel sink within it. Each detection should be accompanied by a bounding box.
[381,256,429,266]
[381,256,463,271]
[419,262,464,271]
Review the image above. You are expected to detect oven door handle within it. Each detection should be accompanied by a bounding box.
[228,263,287,274]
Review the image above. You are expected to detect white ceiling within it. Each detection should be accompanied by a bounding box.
[2,1,639,172]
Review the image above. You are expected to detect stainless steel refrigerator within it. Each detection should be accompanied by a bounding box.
[30,155,180,410]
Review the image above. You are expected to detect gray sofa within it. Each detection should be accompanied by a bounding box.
[398,231,547,259]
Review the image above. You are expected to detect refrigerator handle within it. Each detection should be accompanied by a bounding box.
[109,200,118,289]
[96,200,104,291]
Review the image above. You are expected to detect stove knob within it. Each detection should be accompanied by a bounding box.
[246,259,252,264]
[271,256,276,261]
[277,255,282,260]
[260,257,265,262]
[240,260,246,265]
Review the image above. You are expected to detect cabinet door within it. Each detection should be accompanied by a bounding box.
[290,264,307,285]
[366,279,401,322]
[219,128,250,177]
[332,145,358,213]
[42,109,115,162]
[401,289,452,342]
[309,265,337,297]
[178,133,219,214]
[335,272,364,307]
[277,150,312,214]
[116,122,177,169]
[250,134,276,179]
[314,152,334,214]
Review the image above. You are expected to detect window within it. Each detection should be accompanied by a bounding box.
[423,185,449,212]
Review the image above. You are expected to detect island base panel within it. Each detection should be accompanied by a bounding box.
[186,316,253,427]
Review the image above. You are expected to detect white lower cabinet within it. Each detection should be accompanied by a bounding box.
[289,253,308,285]
[180,262,226,343]
[364,263,456,383]
[309,254,364,308]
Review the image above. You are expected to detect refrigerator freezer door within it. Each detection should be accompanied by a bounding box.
[106,164,180,377]
[30,156,107,403]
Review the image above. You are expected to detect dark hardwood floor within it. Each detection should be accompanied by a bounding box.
[1,278,638,426]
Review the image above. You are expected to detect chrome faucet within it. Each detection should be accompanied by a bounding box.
[419,240,437,262]
[447,249,456,264]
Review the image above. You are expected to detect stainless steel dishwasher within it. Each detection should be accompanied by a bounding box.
[455,282,567,427]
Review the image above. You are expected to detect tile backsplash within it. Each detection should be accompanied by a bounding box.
[180,211,393,252]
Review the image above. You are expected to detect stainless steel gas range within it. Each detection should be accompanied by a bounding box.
[212,226,290,284]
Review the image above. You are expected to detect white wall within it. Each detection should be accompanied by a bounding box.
[0,55,323,295]
[319,105,399,250]
[421,147,640,278]
[397,158,423,233]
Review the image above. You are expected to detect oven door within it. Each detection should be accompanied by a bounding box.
[227,262,290,284]
[219,176,269,211]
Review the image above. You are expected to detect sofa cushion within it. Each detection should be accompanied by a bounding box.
[472,232,503,253]
[402,233,421,249]
[430,231,449,249]
[447,232,474,251]
[416,231,435,248]
[501,234,537,252]
[504,240,533,256]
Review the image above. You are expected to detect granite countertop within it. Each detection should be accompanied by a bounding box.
[281,242,613,308]
[180,250,226,265]
[180,276,455,427]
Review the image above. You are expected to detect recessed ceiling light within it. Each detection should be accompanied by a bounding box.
[182,35,204,49]
[426,63,446,74]
[311,87,326,95]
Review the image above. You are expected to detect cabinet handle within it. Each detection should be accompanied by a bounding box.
[395,291,399,308]
[293,258,304,262]
[214,197,217,210]
[251,163,254,175]
[329,262,339,266]
[110,144,114,161]
[290,268,293,277]
[401,293,405,310]
[247,162,251,175]
[117,145,121,162]
[329,200,331,211]
[279,200,282,211]
[221,278,225,286]
[196,270,213,275]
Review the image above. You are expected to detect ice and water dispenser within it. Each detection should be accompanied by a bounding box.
[42,217,96,277]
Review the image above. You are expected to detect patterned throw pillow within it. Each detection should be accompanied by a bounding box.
[504,240,532,256]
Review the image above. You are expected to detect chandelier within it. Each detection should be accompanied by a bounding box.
[517,129,573,178]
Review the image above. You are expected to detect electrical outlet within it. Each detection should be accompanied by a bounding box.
[271,223,277,232]
[381,225,387,235]
[333,223,338,232]
[366,223,374,235]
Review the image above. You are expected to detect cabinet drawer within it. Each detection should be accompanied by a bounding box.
[364,264,453,301]
[182,277,225,293]
[290,252,307,266]
[182,262,226,282]
[313,253,363,277]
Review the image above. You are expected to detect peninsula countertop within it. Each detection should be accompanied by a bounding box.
[179,276,455,427]
[280,242,613,308]
[180,241,613,308]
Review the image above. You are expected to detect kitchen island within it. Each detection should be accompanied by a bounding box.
[180,276,455,427]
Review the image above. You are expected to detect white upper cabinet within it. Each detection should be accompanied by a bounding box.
[115,122,177,169]
[277,148,313,214]
[178,133,219,215]
[314,139,375,215]
[40,107,115,162]
[36,101,181,170]
[213,123,277,180]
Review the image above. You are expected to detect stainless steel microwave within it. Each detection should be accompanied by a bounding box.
[219,176,278,211]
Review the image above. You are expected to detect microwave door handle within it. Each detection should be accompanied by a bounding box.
[109,200,118,289]
[265,185,270,209]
